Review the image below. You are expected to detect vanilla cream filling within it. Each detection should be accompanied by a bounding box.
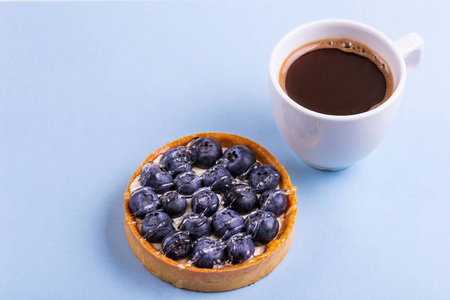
[130,149,285,262]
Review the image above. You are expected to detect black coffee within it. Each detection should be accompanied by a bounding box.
[279,39,393,116]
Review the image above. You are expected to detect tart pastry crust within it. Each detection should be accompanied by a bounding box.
[124,132,297,292]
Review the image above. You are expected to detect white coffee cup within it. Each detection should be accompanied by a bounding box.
[269,19,424,171]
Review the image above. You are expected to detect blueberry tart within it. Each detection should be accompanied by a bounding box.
[124,133,297,292]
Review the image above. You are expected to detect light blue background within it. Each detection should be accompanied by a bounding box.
[1,1,449,299]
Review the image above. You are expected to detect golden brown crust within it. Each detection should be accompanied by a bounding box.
[123,132,298,292]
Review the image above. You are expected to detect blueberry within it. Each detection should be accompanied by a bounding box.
[248,165,280,193]
[141,211,175,243]
[223,184,258,215]
[180,213,211,240]
[187,137,223,169]
[190,237,226,268]
[259,189,288,217]
[201,165,233,193]
[245,210,279,244]
[160,191,187,218]
[210,208,245,240]
[226,233,255,264]
[173,171,202,195]
[129,187,161,218]
[220,145,256,177]
[191,188,220,217]
[160,146,191,176]
[161,231,193,260]
[139,162,173,194]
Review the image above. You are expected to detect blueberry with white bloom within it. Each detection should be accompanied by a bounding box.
[226,233,255,264]
[129,187,161,218]
[139,162,173,194]
[174,171,202,195]
[141,211,175,243]
[160,146,191,176]
[190,237,226,269]
[191,188,220,217]
[180,213,211,240]
[259,189,288,217]
[248,165,280,193]
[162,231,193,260]
[201,165,233,193]
[187,137,223,169]
[210,208,245,240]
[160,191,187,218]
[245,210,279,244]
[223,184,258,215]
[219,145,256,177]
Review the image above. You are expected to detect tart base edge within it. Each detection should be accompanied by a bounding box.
[124,218,295,292]
[123,132,298,292]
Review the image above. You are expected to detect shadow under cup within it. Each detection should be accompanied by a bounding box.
[269,20,407,171]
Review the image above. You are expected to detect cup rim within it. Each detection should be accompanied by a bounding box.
[269,19,407,121]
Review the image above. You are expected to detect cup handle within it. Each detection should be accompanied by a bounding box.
[394,32,424,75]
